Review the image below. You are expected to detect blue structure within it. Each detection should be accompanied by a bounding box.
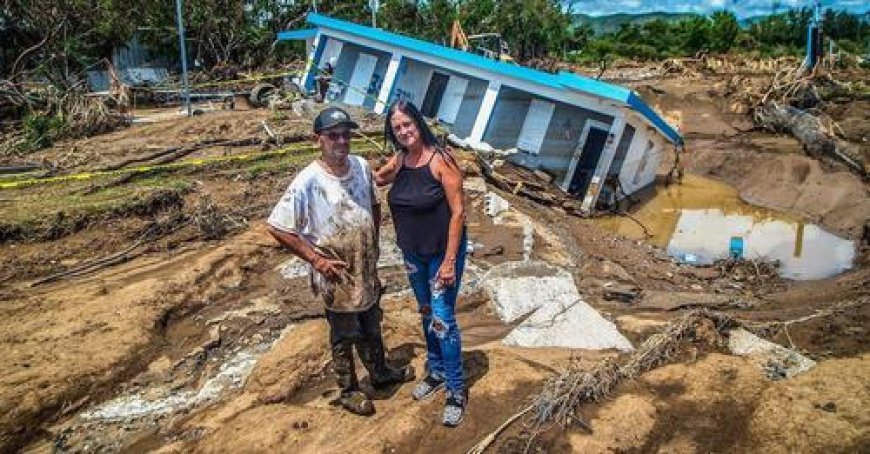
[804,1,824,71]
[279,13,684,212]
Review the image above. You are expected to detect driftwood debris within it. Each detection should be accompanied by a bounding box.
[475,155,588,216]
[86,138,262,194]
[754,102,865,175]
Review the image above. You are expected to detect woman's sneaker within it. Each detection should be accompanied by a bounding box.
[442,390,466,427]
[411,375,445,401]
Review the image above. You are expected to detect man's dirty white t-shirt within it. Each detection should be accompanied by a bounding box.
[268,155,379,313]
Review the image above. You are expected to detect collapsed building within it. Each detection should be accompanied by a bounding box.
[279,13,683,212]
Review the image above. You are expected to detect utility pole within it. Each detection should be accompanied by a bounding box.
[174,0,192,116]
[370,0,379,28]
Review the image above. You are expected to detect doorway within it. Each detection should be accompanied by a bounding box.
[564,125,609,196]
[420,71,450,117]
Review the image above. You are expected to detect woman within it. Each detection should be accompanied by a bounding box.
[375,100,467,427]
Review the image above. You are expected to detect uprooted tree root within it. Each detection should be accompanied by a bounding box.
[724,66,867,176]
[468,310,771,454]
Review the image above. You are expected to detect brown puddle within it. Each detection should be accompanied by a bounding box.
[597,175,855,280]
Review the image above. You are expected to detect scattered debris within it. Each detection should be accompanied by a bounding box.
[602,283,641,303]
[728,328,816,380]
[469,310,762,453]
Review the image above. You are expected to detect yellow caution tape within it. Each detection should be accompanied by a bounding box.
[139,69,301,93]
[0,138,383,190]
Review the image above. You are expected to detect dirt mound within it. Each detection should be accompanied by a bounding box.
[565,353,869,453]
[748,354,870,452]
[0,228,277,451]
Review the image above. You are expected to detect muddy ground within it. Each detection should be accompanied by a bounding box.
[1,65,868,453]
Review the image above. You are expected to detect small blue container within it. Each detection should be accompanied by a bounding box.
[729,236,744,259]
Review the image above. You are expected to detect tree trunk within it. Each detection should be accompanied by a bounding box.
[754,102,865,175]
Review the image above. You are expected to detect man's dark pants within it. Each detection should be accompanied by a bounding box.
[325,303,391,393]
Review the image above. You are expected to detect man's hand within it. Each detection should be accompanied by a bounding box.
[312,254,349,282]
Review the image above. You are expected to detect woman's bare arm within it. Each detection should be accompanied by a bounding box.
[432,148,465,286]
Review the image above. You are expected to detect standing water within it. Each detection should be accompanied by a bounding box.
[598,175,855,280]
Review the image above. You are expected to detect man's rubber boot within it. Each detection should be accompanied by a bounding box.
[338,390,375,416]
[358,337,415,389]
[332,339,359,392]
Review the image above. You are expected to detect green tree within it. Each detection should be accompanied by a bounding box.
[709,10,739,53]
[491,0,571,61]
[679,17,711,54]
[2,0,138,81]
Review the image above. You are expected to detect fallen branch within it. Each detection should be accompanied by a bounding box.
[86,137,262,193]
[467,310,752,453]
[97,146,183,172]
[754,102,865,175]
[29,219,189,286]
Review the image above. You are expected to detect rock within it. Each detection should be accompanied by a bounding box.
[602,283,641,303]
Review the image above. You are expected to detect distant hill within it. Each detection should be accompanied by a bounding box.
[738,14,769,28]
[571,12,700,35]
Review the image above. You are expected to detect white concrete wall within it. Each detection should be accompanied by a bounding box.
[618,117,663,194]
[391,59,432,106]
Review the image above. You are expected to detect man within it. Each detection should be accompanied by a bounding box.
[267,106,413,415]
[314,57,336,102]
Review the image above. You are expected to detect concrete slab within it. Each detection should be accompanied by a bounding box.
[481,261,634,351]
[504,298,634,351]
[481,261,576,323]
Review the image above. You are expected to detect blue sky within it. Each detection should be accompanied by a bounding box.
[567,1,869,18]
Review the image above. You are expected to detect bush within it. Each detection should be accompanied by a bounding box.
[22,113,65,151]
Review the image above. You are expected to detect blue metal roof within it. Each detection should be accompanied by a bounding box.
[277,28,317,40]
[282,13,682,145]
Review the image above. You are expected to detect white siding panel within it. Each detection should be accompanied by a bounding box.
[517,99,555,154]
[345,52,378,106]
[436,76,469,124]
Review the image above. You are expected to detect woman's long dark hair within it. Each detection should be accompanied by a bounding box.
[384,99,444,154]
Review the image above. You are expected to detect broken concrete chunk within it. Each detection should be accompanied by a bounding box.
[483,262,632,351]
[484,192,510,218]
[728,328,816,379]
[481,261,634,351]
[481,261,578,323]
[504,298,634,351]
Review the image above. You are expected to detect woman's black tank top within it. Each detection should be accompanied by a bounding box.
[387,152,451,255]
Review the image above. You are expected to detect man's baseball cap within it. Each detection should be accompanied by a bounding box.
[313,106,359,134]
